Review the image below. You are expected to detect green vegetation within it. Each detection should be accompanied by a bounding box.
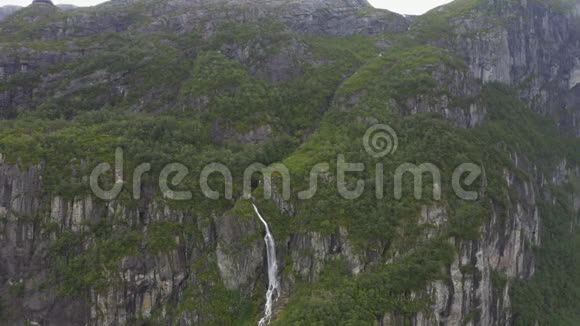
[411,0,483,42]
[275,243,454,324]
[541,0,579,13]
[338,44,466,108]
[8,282,25,298]
[274,80,580,323]
[173,257,257,325]
[0,0,579,324]
[51,227,142,296]
[0,13,387,322]
[512,203,580,325]
[147,221,182,253]
[0,1,152,42]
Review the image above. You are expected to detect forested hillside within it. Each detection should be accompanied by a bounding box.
[0,0,579,325]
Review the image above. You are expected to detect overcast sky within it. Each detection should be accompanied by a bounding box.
[369,0,453,15]
[0,0,454,15]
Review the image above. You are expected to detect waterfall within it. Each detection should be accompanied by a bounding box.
[252,203,280,326]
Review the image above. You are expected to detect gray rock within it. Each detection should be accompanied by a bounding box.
[435,0,580,135]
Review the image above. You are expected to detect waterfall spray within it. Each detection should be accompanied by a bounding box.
[252,203,280,326]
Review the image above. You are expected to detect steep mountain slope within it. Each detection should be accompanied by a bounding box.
[0,0,578,325]
[0,3,77,21]
[417,0,580,136]
[0,6,22,21]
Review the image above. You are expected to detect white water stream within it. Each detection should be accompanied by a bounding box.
[252,203,280,326]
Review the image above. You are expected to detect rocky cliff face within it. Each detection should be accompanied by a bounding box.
[428,0,580,136]
[415,155,541,325]
[0,0,579,325]
[0,156,370,325]
[0,0,408,118]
